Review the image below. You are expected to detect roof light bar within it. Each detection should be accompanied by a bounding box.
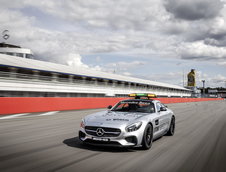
[128,93,157,98]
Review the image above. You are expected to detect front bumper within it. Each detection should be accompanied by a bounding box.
[79,128,141,147]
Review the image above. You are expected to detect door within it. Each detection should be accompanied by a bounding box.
[154,103,170,137]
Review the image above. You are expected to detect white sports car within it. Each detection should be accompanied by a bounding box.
[79,95,175,149]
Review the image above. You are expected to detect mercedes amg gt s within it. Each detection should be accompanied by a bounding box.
[78,96,175,150]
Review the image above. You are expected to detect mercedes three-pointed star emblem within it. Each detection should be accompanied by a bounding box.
[96,128,105,137]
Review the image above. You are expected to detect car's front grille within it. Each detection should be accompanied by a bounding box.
[85,126,121,137]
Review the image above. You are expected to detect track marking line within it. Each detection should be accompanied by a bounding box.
[0,113,30,120]
[37,111,59,117]
[0,111,59,120]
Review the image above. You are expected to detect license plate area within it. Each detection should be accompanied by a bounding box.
[92,137,110,142]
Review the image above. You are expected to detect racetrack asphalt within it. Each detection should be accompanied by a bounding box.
[0,100,226,172]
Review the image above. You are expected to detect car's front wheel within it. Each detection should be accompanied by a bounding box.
[141,124,153,150]
[166,116,175,136]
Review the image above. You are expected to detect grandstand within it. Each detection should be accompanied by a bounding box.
[0,43,191,98]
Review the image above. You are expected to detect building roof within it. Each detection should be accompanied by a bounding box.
[0,43,21,48]
[0,54,189,91]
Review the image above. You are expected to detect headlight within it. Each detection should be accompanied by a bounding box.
[126,122,142,132]
[80,119,85,128]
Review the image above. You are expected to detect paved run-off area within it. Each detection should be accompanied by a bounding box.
[0,100,226,172]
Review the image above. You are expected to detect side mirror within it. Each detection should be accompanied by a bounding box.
[107,105,112,109]
[160,107,167,111]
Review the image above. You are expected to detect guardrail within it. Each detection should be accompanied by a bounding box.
[0,97,223,115]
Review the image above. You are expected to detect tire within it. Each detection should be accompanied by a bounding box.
[142,124,153,150]
[166,116,175,136]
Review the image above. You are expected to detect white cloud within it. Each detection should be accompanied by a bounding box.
[105,60,145,72]
[1,0,226,63]
[178,41,226,60]
[212,74,226,84]
[32,0,168,31]
[210,17,226,35]
[66,54,88,68]
[195,71,226,87]
[0,0,226,88]
[135,70,226,88]
[137,71,185,86]
[217,61,226,66]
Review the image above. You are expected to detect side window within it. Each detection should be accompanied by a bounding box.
[156,103,161,112]
[161,103,167,108]
[160,103,165,108]
[150,103,155,113]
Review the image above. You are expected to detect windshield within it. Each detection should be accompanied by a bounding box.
[111,101,155,113]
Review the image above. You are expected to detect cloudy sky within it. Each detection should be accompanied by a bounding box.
[1,0,226,88]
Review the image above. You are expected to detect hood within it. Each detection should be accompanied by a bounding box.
[84,110,148,127]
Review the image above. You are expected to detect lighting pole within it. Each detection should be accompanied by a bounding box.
[202,80,205,97]
[182,69,185,87]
